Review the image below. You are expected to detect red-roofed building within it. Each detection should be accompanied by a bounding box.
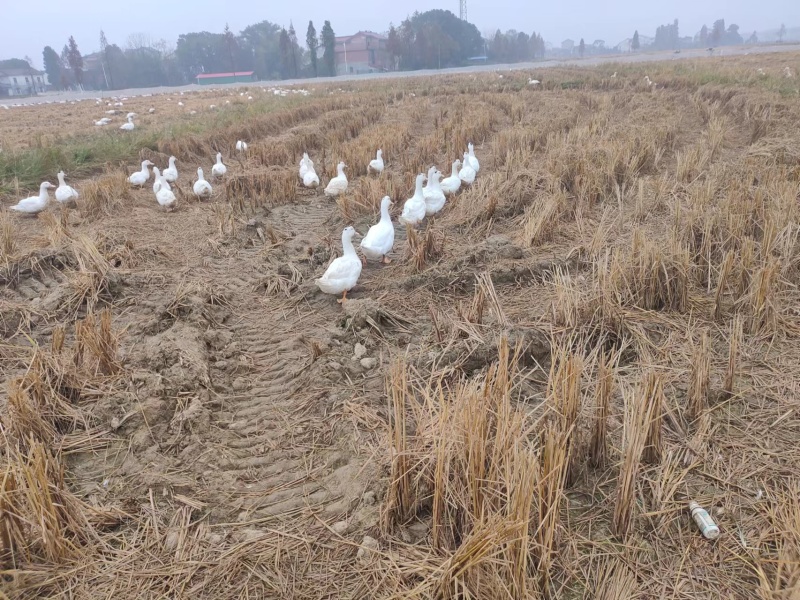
[334,31,390,75]
[196,71,256,85]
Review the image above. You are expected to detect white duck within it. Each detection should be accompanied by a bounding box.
[155,185,176,211]
[211,153,227,178]
[236,140,248,152]
[55,171,79,204]
[163,156,179,183]
[120,116,135,131]
[458,153,476,185]
[324,162,348,197]
[129,160,153,187]
[441,160,462,196]
[423,167,446,216]
[399,174,427,226]
[303,164,320,188]
[9,182,53,214]
[126,112,137,119]
[315,226,362,303]
[368,149,384,174]
[152,167,171,194]
[193,168,213,199]
[361,196,395,263]
[94,117,111,126]
[299,152,313,179]
[467,143,480,173]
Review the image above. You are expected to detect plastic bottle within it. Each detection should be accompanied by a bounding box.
[689,501,720,540]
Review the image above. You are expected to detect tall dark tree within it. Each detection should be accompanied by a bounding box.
[66,36,84,88]
[778,23,786,42]
[320,20,336,76]
[288,22,299,77]
[391,10,482,70]
[746,31,758,44]
[711,19,725,45]
[725,24,743,45]
[306,21,319,76]
[632,30,640,51]
[224,24,237,72]
[387,24,401,69]
[238,21,282,80]
[279,27,291,78]
[42,46,61,89]
[579,38,585,57]
[99,30,114,88]
[699,25,709,46]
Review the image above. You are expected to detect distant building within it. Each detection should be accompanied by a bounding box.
[561,39,575,52]
[0,68,46,96]
[82,52,108,90]
[334,31,390,75]
[196,71,256,85]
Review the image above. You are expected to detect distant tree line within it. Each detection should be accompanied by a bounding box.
[488,30,546,63]
[26,12,786,91]
[37,18,340,90]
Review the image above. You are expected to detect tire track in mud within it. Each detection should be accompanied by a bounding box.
[190,197,370,522]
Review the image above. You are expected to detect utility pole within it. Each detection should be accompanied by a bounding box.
[459,0,467,21]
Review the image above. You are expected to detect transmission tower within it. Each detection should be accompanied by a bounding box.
[459,0,467,21]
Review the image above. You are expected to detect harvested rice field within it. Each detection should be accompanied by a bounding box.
[2,51,800,598]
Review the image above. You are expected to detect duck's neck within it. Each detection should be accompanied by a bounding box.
[141,163,149,174]
[39,184,50,200]
[415,176,424,197]
[198,169,205,181]
[57,173,66,186]
[431,172,441,191]
[216,155,223,165]
[469,145,475,157]
[380,201,391,223]
[425,168,436,186]
[452,163,459,177]
[342,233,356,257]
[169,157,175,168]
[337,165,345,177]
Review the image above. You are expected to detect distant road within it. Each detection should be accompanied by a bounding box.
[6,43,800,106]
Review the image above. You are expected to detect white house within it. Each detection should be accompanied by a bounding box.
[0,68,46,97]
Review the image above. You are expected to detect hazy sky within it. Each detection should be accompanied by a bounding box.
[2,0,798,68]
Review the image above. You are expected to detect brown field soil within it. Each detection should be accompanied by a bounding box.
[1,52,800,598]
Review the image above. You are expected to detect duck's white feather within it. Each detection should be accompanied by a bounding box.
[129,161,152,186]
[423,167,446,215]
[315,227,362,296]
[458,152,476,185]
[399,174,427,226]
[324,162,348,197]
[368,149,384,174]
[467,142,480,173]
[211,153,227,178]
[360,196,394,260]
[55,171,79,203]
[193,168,213,198]
[10,182,52,214]
[163,156,178,183]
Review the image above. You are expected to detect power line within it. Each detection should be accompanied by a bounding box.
[459,0,467,21]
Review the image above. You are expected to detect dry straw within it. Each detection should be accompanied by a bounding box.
[590,351,616,468]
[612,384,654,538]
[687,331,711,420]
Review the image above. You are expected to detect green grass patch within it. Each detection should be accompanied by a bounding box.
[0,94,309,195]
